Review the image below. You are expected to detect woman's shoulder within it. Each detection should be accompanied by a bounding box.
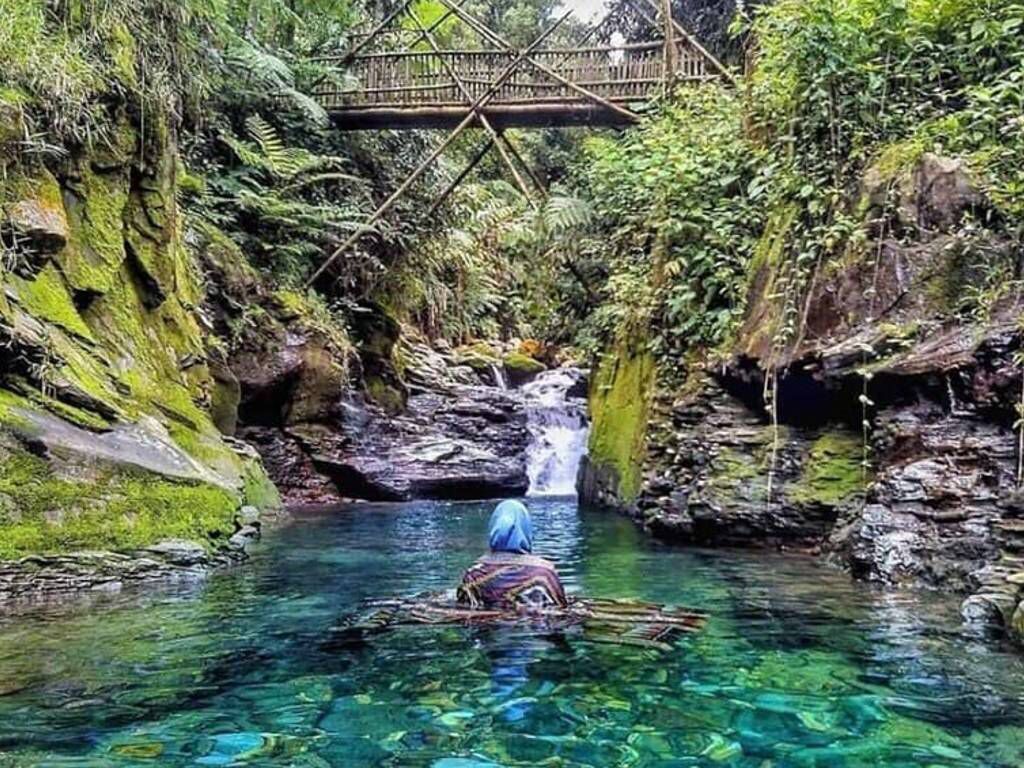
[481,552,558,570]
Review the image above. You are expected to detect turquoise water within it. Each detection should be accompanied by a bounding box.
[1,499,1024,767]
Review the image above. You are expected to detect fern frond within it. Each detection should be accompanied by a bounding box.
[219,131,271,172]
[279,87,330,129]
[245,115,289,173]
[227,40,295,89]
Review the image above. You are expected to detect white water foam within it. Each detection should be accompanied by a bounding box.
[522,368,589,497]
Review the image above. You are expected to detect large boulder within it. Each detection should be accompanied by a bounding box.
[287,385,529,502]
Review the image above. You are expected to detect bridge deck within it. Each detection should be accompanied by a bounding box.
[314,40,714,129]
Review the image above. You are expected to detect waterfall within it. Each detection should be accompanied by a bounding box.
[522,368,589,497]
[490,363,508,391]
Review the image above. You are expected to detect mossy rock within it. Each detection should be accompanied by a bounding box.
[0,439,239,560]
[503,351,546,386]
[210,359,241,436]
[351,303,407,414]
[733,204,799,360]
[454,342,501,371]
[61,162,131,296]
[3,167,69,256]
[789,431,866,507]
[241,458,282,512]
[365,375,406,416]
[582,337,656,505]
[8,262,94,340]
[0,96,25,159]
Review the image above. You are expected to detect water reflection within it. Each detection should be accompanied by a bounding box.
[0,499,1022,766]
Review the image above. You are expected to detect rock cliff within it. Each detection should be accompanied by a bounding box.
[581,153,1024,643]
[0,111,279,597]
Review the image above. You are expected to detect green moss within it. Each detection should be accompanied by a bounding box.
[455,342,501,370]
[3,384,110,431]
[46,327,128,419]
[587,337,656,503]
[83,261,211,429]
[872,136,930,180]
[0,390,34,432]
[61,163,130,296]
[0,447,238,560]
[106,23,137,87]
[789,431,866,506]
[273,288,352,357]
[168,423,244,479]
[502,352,545,374]
[365,375,406,415]
[242,459,282,512]
[10,262,94,340]
[732,204,799,358]
[708,446,760,492]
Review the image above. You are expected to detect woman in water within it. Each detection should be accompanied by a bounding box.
[457,500,567,611]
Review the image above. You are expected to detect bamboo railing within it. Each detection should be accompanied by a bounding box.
[313,39,711,113]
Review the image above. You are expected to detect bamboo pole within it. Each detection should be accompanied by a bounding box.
[634,0,733,83]
[407,8,536,208]
[659,0,676,89]
[434,0,640,123]
[398,0,470,53]
[425,136,495,217]
[304,9,575,289]
[498,131,545,194]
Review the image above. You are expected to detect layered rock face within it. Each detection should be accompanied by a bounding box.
[205,282,547,503]
[581,153,1024,642]
[0,113,279,597]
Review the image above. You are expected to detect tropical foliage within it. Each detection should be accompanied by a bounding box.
[552,0,1024,364]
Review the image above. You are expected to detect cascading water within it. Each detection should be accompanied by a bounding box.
[490,363,509,391]
[522,368,590,497]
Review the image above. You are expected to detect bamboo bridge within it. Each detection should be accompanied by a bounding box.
[315,39,721,130]
[304,0,729,287]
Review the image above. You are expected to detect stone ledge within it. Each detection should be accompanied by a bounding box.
[0,518,261,606]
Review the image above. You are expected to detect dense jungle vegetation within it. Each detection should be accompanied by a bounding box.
[1,0,1021,374]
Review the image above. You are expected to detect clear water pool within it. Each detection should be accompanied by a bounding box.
[1,499,1023,766]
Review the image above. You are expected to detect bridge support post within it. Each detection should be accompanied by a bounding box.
[497,132,545,194]
[659,0,677,89]
[425,137,496,218]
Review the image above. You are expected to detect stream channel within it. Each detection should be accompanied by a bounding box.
[1,372,1024,766]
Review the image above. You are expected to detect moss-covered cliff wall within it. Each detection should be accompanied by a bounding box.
[581,148,1024,643]
[578,336,656,507]
[0,108,279,567]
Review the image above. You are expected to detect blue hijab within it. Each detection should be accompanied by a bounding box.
[488,500,533,554]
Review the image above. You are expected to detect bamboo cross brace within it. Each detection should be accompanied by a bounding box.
[424,136,496,218]
[304,9,575,289]
[340,0,415,63]
[434,0,641,123]
[398,0,470,53]
[497,131,545,194]
[406,7,536,208]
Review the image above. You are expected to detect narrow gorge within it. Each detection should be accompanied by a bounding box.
[2,0,1024,764]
